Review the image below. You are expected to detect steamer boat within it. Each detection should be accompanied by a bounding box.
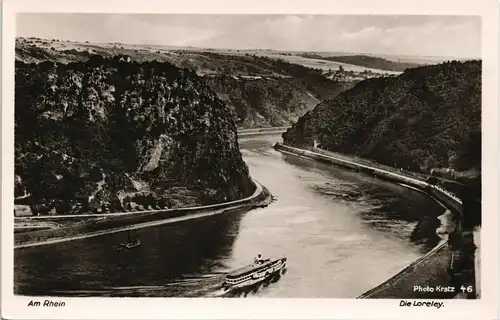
[222,254,287,290]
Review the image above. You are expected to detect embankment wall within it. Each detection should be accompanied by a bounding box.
[238,127,289,138]
[15,180,272,248]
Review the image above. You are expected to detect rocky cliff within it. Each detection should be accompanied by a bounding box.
[206,74,341,128]
[15,55,254,215]
[202,54,351,128]
[283,60,481,178]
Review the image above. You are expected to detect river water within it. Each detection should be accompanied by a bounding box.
[14,134,445,298]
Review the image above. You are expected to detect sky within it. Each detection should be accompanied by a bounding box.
[16,14,481,58]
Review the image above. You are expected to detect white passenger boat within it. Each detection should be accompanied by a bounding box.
[222,254,287,290]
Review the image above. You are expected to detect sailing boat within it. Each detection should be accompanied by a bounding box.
[116,228,141,250]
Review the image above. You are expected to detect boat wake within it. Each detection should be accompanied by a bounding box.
[208,288,230,297]
[46,274,226,297]
[39,269,285,298]
[49,286,170,297]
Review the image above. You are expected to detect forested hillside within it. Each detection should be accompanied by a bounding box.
[15,55,254,215]
[283,60,481,181]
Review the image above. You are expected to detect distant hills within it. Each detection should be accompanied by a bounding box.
[299,53,422,72]
[15,37,408,128]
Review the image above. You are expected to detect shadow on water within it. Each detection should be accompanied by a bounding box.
[280,153,444,252]
[14,210,246,297]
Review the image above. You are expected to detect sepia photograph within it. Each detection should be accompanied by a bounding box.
[2,0,498,319]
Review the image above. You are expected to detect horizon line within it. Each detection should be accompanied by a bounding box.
[15,36,481,60]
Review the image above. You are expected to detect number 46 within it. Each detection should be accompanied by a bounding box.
[461,285,473,293]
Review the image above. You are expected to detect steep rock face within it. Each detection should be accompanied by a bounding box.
[203,66,351,128]
[15,55,254,215]
[207,74,322,128]
[283,60,481,175]
[199,55,352,128]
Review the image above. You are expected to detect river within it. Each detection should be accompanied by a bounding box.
[14,134,446,298]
